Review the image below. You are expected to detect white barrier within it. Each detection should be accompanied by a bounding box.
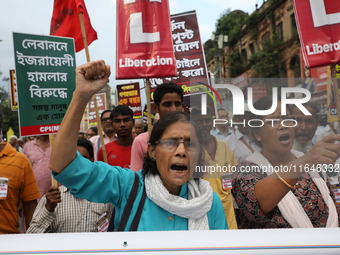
[1,228,340,254]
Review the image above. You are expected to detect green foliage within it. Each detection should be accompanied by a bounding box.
[227,51,244,77]
[204,39,217,63]
[0,87,19,136]
[248,41,283,78]
[215,9,248,46]
[245,11,260,39]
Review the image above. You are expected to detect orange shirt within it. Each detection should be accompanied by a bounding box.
[0,143,40,234]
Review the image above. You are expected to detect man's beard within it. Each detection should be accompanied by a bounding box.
[104,127,115,134]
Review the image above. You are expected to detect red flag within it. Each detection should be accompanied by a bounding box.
[50,0,97,52]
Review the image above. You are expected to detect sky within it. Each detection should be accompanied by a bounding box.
[0,0,263,97]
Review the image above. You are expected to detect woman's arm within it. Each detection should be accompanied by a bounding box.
[255,134,340,214]
[49,60,110,173]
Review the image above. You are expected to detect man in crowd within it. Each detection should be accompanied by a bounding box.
[27,138,113,233]
[291,101,319,153]
[0,111,40,234]
[130,82,184,171]
[86,126,98,139]
[224,104,259,163]
[191,105,238,229]
[89,109,116,161]
[210,108,232,140]
[9,135,20,152]
[23,135,51,201]
[134,119,145,137]
[98,105,134,168]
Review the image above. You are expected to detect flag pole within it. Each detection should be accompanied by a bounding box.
[50,134,58,186]
[330,64,340,127]
[145,78,153,135]
[78,12,108,164]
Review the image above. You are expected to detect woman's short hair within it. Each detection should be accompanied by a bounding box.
[88,126,98,135]
[142,111,204,177]
[77,137,94,160]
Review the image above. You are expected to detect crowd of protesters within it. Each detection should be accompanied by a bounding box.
[0,60,339,235]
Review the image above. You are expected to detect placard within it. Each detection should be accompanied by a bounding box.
[13,32,76,136]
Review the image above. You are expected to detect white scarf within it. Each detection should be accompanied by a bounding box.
[247,150,338,228]
[144,174,213,230]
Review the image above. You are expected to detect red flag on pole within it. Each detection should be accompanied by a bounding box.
[50,0,97,52]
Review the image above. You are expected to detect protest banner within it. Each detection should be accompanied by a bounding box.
[1,228,340,254]
[149,11,210,93]
[88,93,107,127]
[293,0,340,68]
[116,0,177,79]
[149,11,216,113]
[117,82,142,119]
[13,32,75,136]
[293,0,340,122]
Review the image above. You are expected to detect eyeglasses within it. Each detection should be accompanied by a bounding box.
[86,133,96,138]
[155,139,200,154]
[101,117,112,123]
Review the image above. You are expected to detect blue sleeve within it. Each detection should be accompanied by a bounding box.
[52,152,139,208]
[208,192,229,230]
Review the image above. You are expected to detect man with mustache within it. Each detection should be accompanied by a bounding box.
[291,100,319,154]
[89,110,116,161]
[97,105,134,168]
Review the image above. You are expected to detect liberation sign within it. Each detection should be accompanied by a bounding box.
[13,32,76,136]
[293,0,340,68]
[116,0,177,79]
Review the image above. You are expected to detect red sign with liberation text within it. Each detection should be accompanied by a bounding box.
[116,0,177,79]
[293,0,340,68]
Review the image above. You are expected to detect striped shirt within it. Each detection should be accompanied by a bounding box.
[27,186,114,233]
[0,143,40,234]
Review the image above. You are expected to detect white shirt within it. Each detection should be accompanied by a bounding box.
[315,124,339,143]
[223,129,259,164]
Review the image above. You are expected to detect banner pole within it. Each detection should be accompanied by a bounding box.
[78,12,108,163]
[330,64,340,128]
[145,78,153,135]
[49,134,58,186]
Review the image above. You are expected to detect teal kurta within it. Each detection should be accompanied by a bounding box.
[53,152,228,231]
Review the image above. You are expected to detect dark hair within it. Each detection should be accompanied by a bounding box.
[88,126,98,135]
[100,110,112,121]
[290,100,320,122]
[110,105,134,119]
[154,82,184,106]
[142,111,204,177]
[217,108,227,112]
[77,137,94,159]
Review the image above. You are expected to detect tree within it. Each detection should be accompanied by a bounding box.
[0,87,19,137]
[248,40,283,79]
[215,9,248,47]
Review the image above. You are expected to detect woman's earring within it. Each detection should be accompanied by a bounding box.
[151,157,155,161]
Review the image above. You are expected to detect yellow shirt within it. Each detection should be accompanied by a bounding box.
[203,136,238,229]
